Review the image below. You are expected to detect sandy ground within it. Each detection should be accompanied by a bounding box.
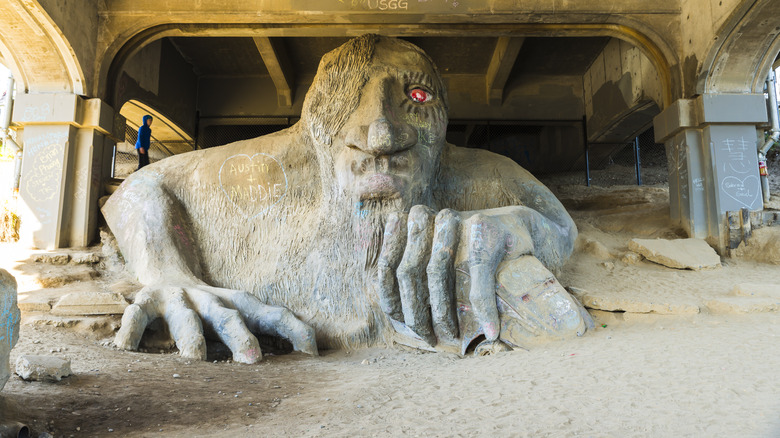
[2,313,779,437]
[2,165,780,437]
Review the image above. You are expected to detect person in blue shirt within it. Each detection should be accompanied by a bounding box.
[135,115,153,170]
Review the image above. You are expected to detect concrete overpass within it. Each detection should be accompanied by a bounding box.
[0,0,778,252]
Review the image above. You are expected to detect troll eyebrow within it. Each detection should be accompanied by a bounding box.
[398,70,436,90]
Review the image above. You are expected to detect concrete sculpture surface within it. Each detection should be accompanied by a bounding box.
[102,35,590,362]
[1,269,20,391]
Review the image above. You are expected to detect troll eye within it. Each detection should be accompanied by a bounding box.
[408,88,432,103]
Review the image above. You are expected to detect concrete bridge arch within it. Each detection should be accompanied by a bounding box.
[0,0,85,94]
[96,20,680,111]
[95,17,679,175]
[697,0,780,94]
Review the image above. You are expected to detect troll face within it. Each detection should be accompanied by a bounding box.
[303,35,449,210]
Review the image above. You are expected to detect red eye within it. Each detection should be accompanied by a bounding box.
[408,88,431,103]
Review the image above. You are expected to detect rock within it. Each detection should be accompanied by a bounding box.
[582,239,612,260]
[566,286,587,298]
[620,251,643,265]
[730,227,780,265]
[51,291,128,316]
[732,283,780,299]
[1,269,21,391]
[33,253,70,265]
[627,238,721,270]
[71,252,100,264]
[15,355,72,382]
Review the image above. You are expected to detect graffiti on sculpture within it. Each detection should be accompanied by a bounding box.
[218,153,288,219]
[0,292,19,347]
[102,35,589,364]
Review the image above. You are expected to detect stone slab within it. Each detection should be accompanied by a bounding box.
[51,291,128,316]
[706,297,780,314]
[731,283,780,299]
[33,253,70,265]
[628,238,721,270]
[578,294,700,315]
[1,269,21,392]
[22,314,121,339]
[16,295,52,312]
[589,309,682,324]
[568,287,700,315]
[71,252,100,264]
[15,355,71,382]
[35,266,99,288]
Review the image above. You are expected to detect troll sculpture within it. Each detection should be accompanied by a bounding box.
[102,35,591,362]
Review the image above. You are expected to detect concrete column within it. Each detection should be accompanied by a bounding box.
[654,94,767,253]
[12,93,125,249]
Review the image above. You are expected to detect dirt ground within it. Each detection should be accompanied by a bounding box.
[2,313,779,437]
[2,163,780,437]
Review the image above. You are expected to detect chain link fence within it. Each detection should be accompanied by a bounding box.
[584,128,668,186]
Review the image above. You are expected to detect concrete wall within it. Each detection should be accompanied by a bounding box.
[449,74,584,121]
[37,0,100,95]
[584,39,664,142]
[197,73,584,121]
[680,0,746,96]
[116,39,198,137]
[197,76,302,118]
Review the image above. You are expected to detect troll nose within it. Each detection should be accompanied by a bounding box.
[360,118,416,156]
[367,119,394,154]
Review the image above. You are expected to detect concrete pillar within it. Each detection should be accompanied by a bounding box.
[12,93,125,249]
[654,94,767,253]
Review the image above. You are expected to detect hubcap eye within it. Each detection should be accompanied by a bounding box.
[408,88,431,103]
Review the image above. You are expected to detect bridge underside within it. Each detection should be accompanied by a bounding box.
[1,0,779,254]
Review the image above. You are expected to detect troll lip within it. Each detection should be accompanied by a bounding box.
[357,173,407,199]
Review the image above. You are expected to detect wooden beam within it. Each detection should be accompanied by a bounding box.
[485,37,524,106]
[252,37,294,108]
